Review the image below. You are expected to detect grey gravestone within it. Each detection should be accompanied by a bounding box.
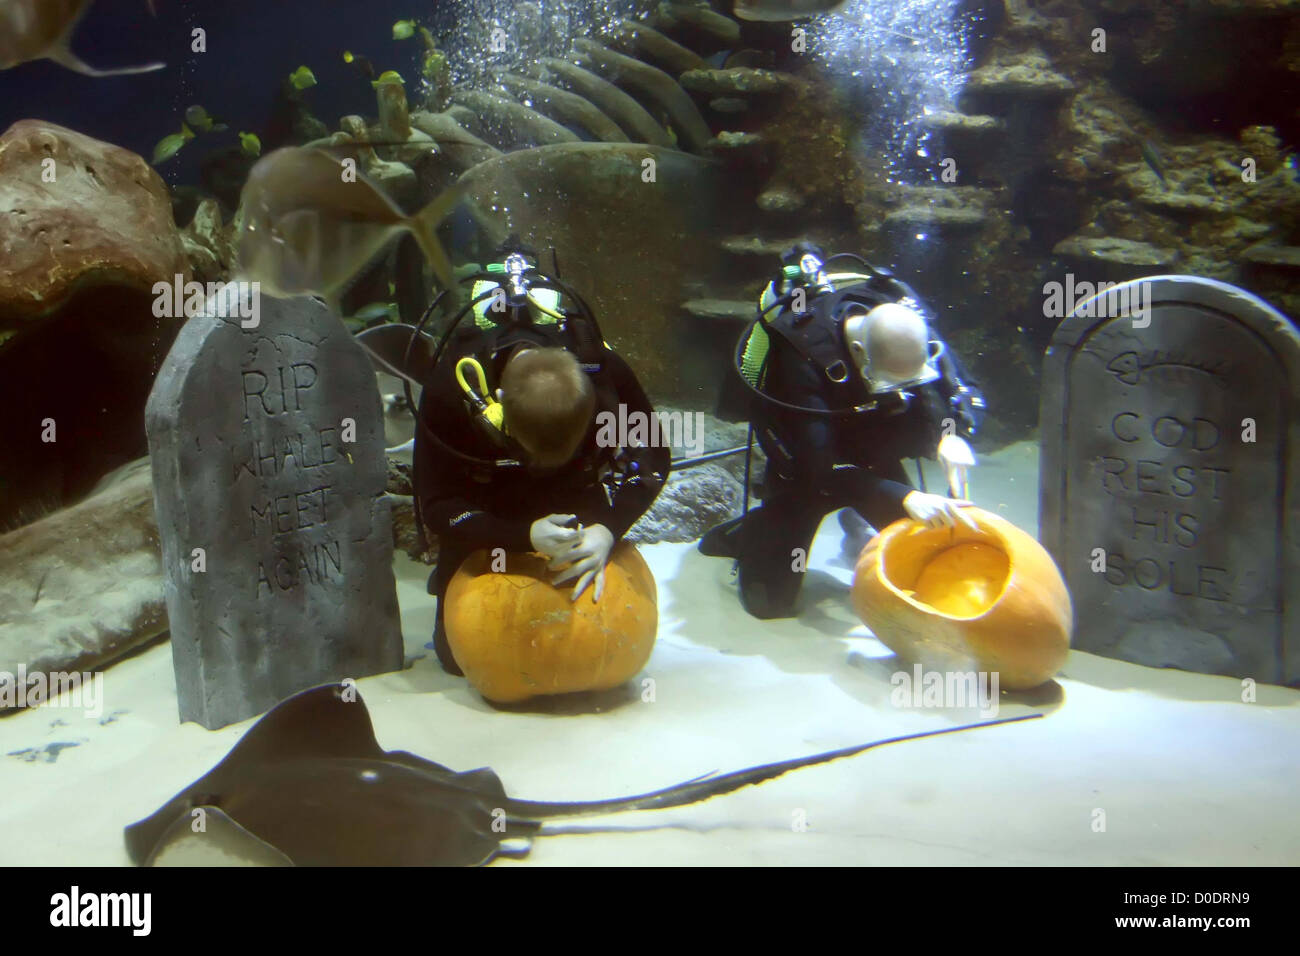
[146,290,402,728]
[1039,275,1300,684]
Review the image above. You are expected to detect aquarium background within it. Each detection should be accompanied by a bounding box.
[0,0,1298,869]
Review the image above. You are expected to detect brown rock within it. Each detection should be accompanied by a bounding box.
[0,120,190,329]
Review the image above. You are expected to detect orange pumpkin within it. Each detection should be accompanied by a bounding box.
[851,508,1072,690]
[444,542,658,703]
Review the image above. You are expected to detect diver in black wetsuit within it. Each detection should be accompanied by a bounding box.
[700,242,986,620]
[414,245,670,675]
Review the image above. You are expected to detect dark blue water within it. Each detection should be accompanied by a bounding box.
[0,0,454,187]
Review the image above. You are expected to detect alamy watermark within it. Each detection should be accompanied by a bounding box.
[153,275,261,328]
[595,405,706,459]
[1043,274,1152,329]
[890,663,999,718]
[0,666,102,718]
[50,886,150,936]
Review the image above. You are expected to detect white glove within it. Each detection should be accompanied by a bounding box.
[936,434,976,500]
[530,514,580,559]
[903,491,977,530]
[549,523,615,603]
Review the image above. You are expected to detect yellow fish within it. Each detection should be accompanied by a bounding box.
[236,147,466,313]
[288,65,316,90]
[0,0,164,76]
[239,132,262,157]
[152,122,195,165]
[371,69,405,89]
[392,19,416,40]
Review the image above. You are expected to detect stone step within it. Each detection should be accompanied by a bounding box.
[1052,236,1177,270]
[916,111,1006,137]
[1243,243,1300,271]
[959,55,1075,112]
[720,235,803,257]
[682,298,756,322]
[881,185,995,232]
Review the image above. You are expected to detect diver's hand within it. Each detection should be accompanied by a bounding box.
[936,434,976,499]
[903,491,977,530]
[530,514,580,559]
[549,523,615,603]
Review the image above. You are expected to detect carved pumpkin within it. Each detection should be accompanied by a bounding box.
[444,542,657,703]
[851,508,1072,690]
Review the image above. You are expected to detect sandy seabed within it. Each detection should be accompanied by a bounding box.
[1,442,1297,866]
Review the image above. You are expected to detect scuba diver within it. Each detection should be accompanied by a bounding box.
[700,241,986,620]
[411,239,670,675]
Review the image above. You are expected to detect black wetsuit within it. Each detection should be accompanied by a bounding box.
[723,300,978,620]
[415,322,669,674]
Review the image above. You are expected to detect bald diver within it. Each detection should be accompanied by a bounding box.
[700,242,986,619]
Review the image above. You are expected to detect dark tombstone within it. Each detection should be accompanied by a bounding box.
[1039,275,1300,684]
[146,288,403,728]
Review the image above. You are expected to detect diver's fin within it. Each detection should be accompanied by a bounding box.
[356,323,440,388]
[698,514,747,558]
[503,714,1043,819]
[49,44,165,77]
[145,807,293,867]
[407,179,468,292]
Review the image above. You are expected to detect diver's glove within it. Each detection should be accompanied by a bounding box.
[936,434,976,500]
[530,513,581,559]
[903,491,977,530]
[549,523,615,603]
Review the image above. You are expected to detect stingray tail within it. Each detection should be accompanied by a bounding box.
[505,713,1042,819]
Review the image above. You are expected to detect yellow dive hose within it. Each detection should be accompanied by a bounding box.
[455,357,506,432]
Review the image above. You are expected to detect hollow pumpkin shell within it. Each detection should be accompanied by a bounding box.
[851,508,1072,690]
[444,542,657,703]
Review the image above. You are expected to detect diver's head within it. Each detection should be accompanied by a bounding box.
[842,302,938,393]
[499,346,595,473]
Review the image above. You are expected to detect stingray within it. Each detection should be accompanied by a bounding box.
[125,684,1041,866]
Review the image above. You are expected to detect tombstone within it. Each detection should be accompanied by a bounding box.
[1039,275,1300,685]
[146,289,403,728]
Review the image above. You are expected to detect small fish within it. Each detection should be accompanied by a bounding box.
[152,122,195,165]
[733,0,847,21]
[183,104,220,134]
[1286,154,1299,184]
[288,64,316,91]
[371,69,405,89]
[343,49,375,79]
[0,0,165,76]
[1137,137,1167,187]
[236,146,467,312]
[392,19,417,40]
[353,301,399,322]
[238,132,262,157]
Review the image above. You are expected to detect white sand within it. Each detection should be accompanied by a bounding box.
[1,441,1297,866]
